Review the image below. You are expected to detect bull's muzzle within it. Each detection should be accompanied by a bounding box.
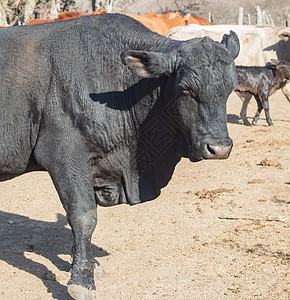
[205,143,233,159]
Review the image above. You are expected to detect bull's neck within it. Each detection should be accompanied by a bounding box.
[126,76,168,130]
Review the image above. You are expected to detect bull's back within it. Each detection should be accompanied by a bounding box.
[0,14,169,175]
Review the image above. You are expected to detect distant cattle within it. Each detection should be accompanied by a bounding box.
[0,14,239,300]
[235,60,290,126]
[126,12,211,35]
[166,24,290,101]
[25,8,107,25]
[26,10,211,35]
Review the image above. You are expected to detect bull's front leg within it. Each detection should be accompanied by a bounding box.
[66,194,98,300]
[34,130,102,300]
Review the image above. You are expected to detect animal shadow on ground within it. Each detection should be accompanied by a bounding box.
[227,113,290,125]
[0,211,108,300]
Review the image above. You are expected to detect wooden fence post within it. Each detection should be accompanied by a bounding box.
[238,7,243,25]
[208,12,212,23]
[269,14,275,26]
[255,6,262,25]
[286,15,290,27]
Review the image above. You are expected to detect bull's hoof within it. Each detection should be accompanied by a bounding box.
[67,284,97,300]
[67,261,105,299]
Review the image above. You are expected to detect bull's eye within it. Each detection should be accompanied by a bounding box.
[182,89,191,96]
[179,82,197,99]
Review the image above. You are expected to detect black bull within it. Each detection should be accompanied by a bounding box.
[0,14,240,299]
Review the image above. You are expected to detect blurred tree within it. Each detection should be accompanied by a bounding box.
[93,0,119,13]
[2,0,287,27]
[0,0,76,25]
[0,0,124,25]
[158,0,205,15]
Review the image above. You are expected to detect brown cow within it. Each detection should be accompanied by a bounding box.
[26,10,211,35]
[25,8,107,25]
[126,12,211,35]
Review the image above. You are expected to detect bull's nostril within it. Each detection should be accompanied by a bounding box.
[207,144,216,155]
[205,143,233,159]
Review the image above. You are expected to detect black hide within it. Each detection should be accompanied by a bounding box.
[0,14,239,206]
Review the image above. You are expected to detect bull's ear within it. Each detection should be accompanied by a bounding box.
[121,50,172,78]
[220,30,240,60]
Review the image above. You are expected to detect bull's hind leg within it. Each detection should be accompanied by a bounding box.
[237,91,252,126]
[34,129,101,300]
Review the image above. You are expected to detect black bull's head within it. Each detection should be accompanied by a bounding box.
[122,31,240,162]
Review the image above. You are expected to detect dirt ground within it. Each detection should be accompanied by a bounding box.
[0,91,289,300]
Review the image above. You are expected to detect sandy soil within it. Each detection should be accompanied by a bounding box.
[0,91,289,300]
